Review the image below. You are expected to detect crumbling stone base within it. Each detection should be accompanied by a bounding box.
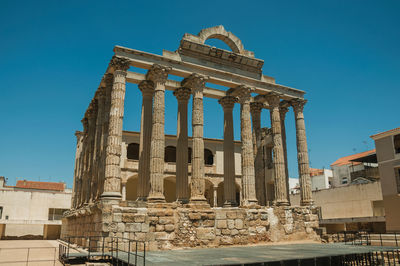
[62,203,319,251]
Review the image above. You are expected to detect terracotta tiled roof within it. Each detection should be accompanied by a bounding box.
[331,149,376,167]
[310,168,324,177]
[15,180,65,191]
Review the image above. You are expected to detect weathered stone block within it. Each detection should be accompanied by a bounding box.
[188,213,201,220]
[215,211,226,220]
[141,223,149,233]
[235,219,244,229]
[164,224,174,232]
[196,228,215,240]
[125,223,141,232]
[159,217,175,225]
[216,220,227,229]
[113,213,122,223]
[156,224,165,232]
[134,215,146,223]
[227,219,235,229]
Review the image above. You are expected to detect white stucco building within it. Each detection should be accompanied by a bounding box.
[0,177,71,239]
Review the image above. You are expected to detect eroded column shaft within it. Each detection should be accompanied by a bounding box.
[147,65,170,202]
[102,57,130,200]
[292,100,313,206]
[137,80,154,200]
[251,102,265,206]
[174,87,191,202]
[267,95,289,206]
[219,96,237,206]
[280,106,290,203]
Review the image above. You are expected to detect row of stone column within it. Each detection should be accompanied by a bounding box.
[72,55,312,208]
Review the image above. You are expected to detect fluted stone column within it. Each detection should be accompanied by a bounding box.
[235,86,258,206]
[79,118,88,207]
[72,132,83,208]
[266,94,289,206]
[174,87,191,203]
[280,106,290,203]
[86,104,97,204]
[291,99,313,206]
[91,88,105,202]
[218,96,237,207]
[250,102,265,206]
[98,74,113,199]
[137,80,155,201]
[182,73,208,204]
[147,64,170,202]
[101,56,130,201]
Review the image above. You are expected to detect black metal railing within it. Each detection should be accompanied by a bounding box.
[336,231,400,247]
[59,235,146,265]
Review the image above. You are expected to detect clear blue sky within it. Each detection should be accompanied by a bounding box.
[1,1,399,188]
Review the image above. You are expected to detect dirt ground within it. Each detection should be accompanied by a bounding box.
[0,240,62,266]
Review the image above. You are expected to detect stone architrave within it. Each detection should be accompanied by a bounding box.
[174,87,191,203]
[147,64,170,202]
[218,96,237,206]
[137,80,155,201]
[266,94,289,206]
[101,56,130,201]
[250,102,265,206]
[182,73,208,203]
[234,85,258,206]
[291,99,313,206]
[279,106,290,203]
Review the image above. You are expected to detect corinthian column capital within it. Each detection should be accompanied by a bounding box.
[265,93,281,108]
[279,106,289,120]
[182,73,207,93]
[229,85,254,104]
[218,96,237,110]
[110,56,130,72]
[173,87,191,102]
[138,80,155,97]
[146,64,171,84]
[291,99,307,113]
[250,102,264,115]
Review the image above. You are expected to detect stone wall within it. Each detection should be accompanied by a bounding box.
[63,204,319,251]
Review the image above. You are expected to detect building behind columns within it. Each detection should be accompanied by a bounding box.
[62,26,319,250]
[0,177,71,239]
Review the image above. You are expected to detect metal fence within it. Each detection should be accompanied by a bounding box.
[0,246,58,265]
[59,235,146,265]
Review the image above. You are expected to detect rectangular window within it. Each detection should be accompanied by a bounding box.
[394,134,400,154]
[48,208,68,221]
[0,207,2,219]
[341,177,348,185]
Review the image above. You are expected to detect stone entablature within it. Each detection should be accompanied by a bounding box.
[64,26,317,250]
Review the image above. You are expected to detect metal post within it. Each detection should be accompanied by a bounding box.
[26,248,30,266]
[88,236,91,261]
[128,240,131,265]
[53,247,56,266]
[67,237,70,259]
[144,242,146,266]
[394,232,398,247]
[116,237,119,264]
[102,236,105,260]
[380,233,383,246]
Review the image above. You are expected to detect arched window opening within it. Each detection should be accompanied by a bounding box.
[127,143,139,160]
[204,38,233,52]
[204,149,214,165]
[164,146,176,163]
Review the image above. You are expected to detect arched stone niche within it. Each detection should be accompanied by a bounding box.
[181,25,255,58]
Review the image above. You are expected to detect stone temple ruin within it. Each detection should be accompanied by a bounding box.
[62,26,319,250]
